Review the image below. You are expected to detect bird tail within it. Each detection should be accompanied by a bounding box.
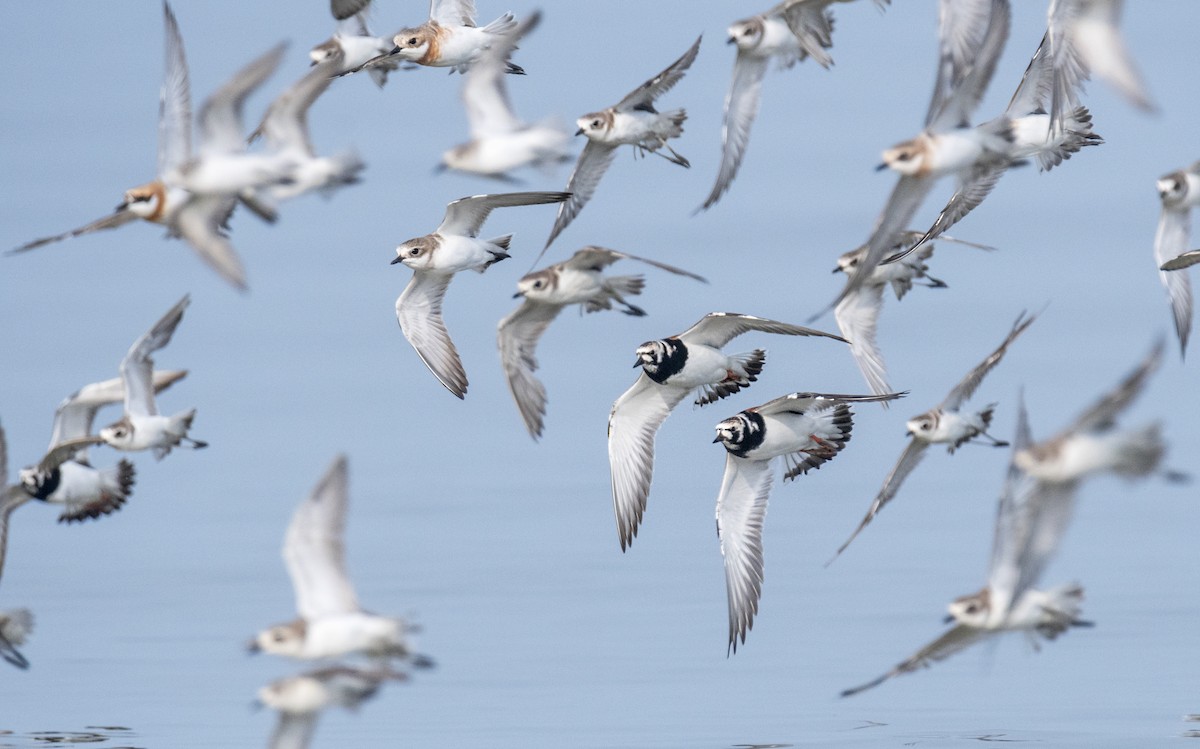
[1110,423,1166,478]
[783,403,854,480]
[482,12,517,36]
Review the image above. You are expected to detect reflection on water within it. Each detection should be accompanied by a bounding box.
[257,665,408,749]
[0,727,141,748]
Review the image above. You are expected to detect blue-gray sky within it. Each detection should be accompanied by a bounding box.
[2,2,1198,746]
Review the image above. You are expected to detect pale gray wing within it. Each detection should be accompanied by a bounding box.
[0,485,33,589]
[834,283,892,398]
[715,454,773,654]
[1070,0,1154,113]
[256,58,340,156]
[396,271,468,398]
[840,624,993,697]
[438,191,570,237]
[889,161,1009,264]
[820,174,933,318]
[50,370,187,446]
[496,298,564,439]
[699,52,769,212]
[1056,338,1162,438]
[158,1,192,177]
[543,142,617,251]
[1044,0,1091,134]
[1154,206,1193,355]
[1005,31,1054,116]
[941,311,1035,411]
[196,42,287,156]
[779,2,836,68]
[754,390,904,417]
[1162,249,1200,272]
[607,373,689,551]
[10,210,139,254]
[284,455,360,620]
[678,312,846,349]
[567,246,707,283]
[615,36,702,112]
[0,422,6,487]
[172,194,248,290]
[926,0,1012,130]
[829,438,929,563]
[460,12,534,138]
[430,0,476,26]
[998,479,1079,618]
[925,0,1002,127]
[331,0,371,21]
[268,712,319,749]
[120,295,190,418]
[985,396,1037,615]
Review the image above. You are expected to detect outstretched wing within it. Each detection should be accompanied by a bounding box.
[542,142,618,252]
[10,211,139,255]
[699,51,769,211]
[829,438,929,563]
[607,373,689,551]
[679,312,846,349]
[438,191,570,237]
[616,36,702,112]
[120,295,191,418]
[284,455,360,620]
[396,271,468,398]
[840,624,991,697]
[1153,205,1193,355]
[941,311,1035,411]
[715,454,773,654]
[497,298,564,439]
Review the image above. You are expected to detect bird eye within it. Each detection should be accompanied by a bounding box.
[743,28,754,36]
[920,423,930,431]
[410,248,421,256]
[408,37,418,45]
[591,120,601,128]
[273,632,285,642]
[533,280,543,289]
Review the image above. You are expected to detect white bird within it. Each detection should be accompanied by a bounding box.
[830,312,1035,562]
[819,0,1013,317]
[833,232,993,397]
[1047,0,1155,118]
[840,402,1091,697]
[252,53,365,206]
[1014,340,1180,486]
[712,390,903,652]
[9,1,272,277]
[607,312,846,551]
[250,456,431,664]
[1152,162,1200,356]
[542,36,701,254]
[371,0,524,74]
[700,0,889,210]
[498,246,706,439]
[311,0,405,87]
[440,11,571,179]
[18,371,186,522]
[98,295,206,458]
[168,43,296,289]
[889,25,1105,263]
[258,664,406,749]
[391,191,570,398]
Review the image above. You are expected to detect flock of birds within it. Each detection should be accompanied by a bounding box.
[2,0,1198,743]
